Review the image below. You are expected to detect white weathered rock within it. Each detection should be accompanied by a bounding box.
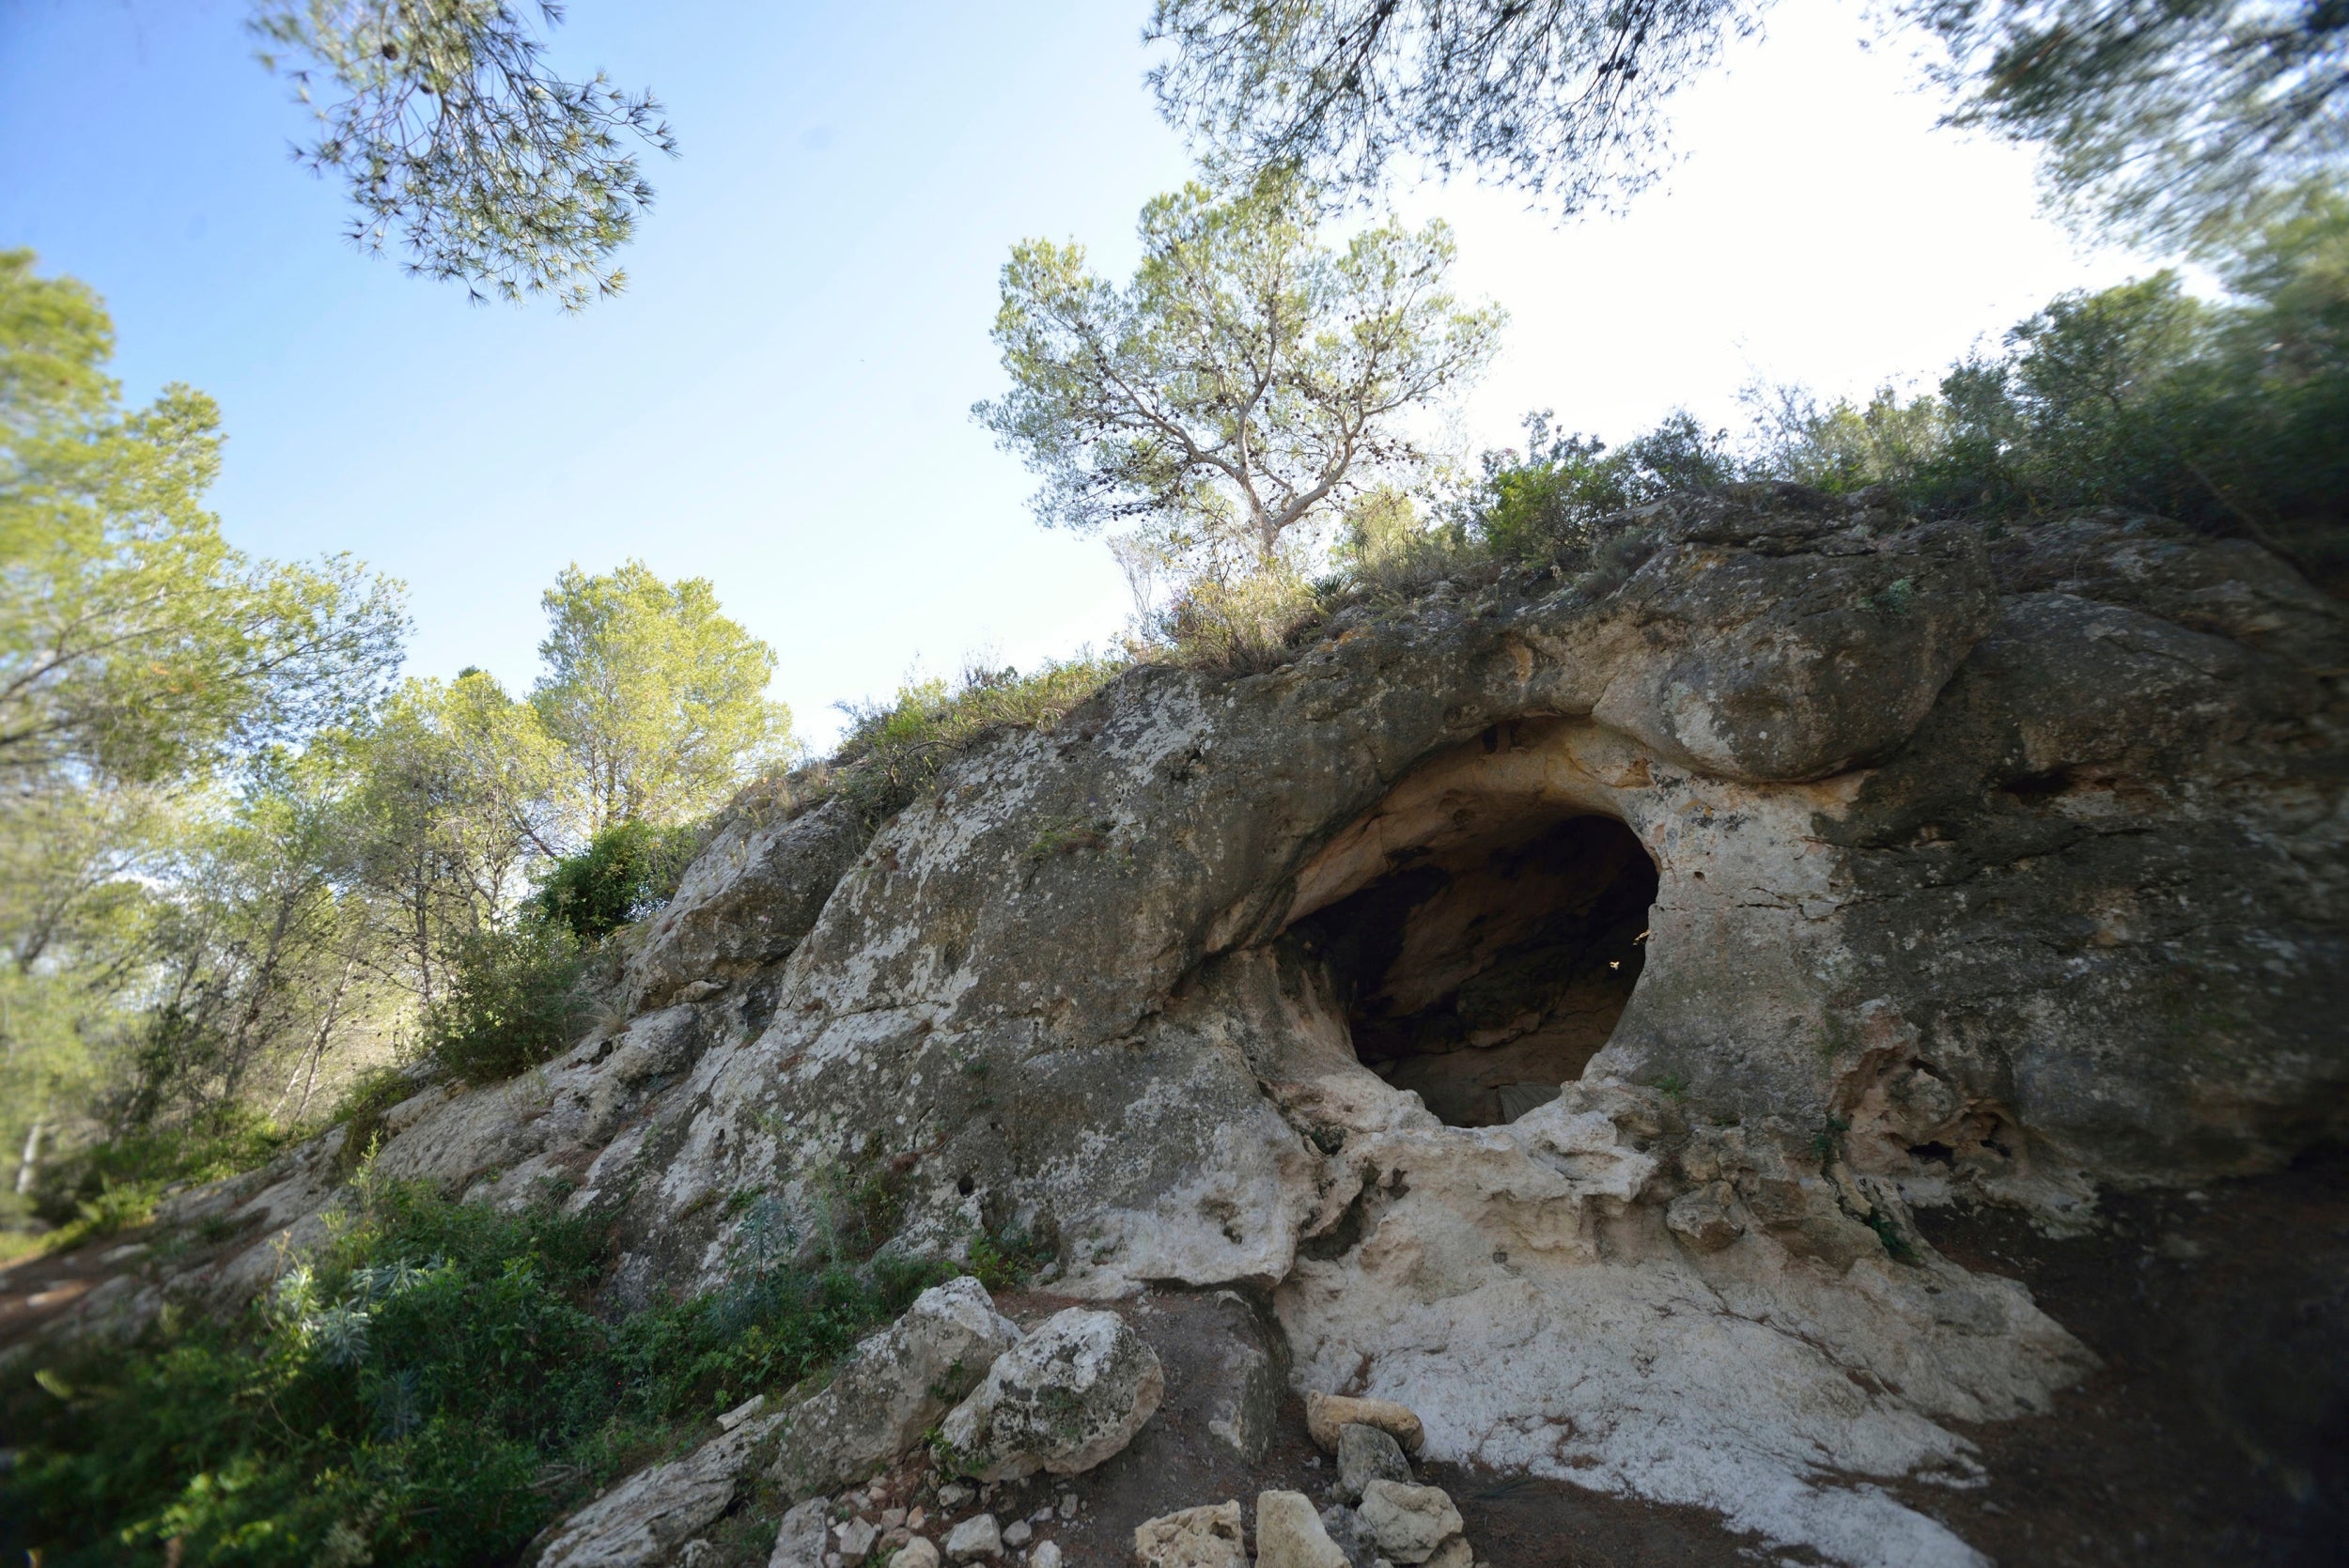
[1255,1490,1350,1568]
[770,1498,832,1568]
[1356,1482,1463,1566]
[937,1309,1163,1481]
[538,1403,785,1566]
[1131,1501,1245,1568]
[1335,1423,1410,1500]
[770,1277,1022,1498]
[889,1541,939,1568]
[1026,1544,1062,1568]
[1000,1520,1031,1548]
[837,1518,880,1565]
[943,1514,1001,1561]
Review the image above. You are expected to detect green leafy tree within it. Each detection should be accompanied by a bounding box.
[975,172,1503,574]
[531,561,791,832]
[109,748,391,1139]
[251,1,677,308]
[348,670,562,1009]
[1929,0,2348,251]
[1148,0,1760,217]
[1147,0,2346,249]
[0,251,409,784]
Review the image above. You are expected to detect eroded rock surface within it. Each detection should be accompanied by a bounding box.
[39,497,2343,1565]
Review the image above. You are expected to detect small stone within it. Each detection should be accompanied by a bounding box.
[881,1509,908,1529]
[908,1508,928,1530]
[1423,1541,1472,1568]
[1131,1500,1245,1568]
[1028,1545,1063,1568]
[890,1541,940,1568]
[1002,1520,1033,1548]
[838,1517,881,1564]
[1665,1188,1745,1253]
[1357,1483,1463,1566]
[945,1513,1003,1561]
[939,1483,975,1508]
[1304,1394,1423,1454]
[1336,1424,1410,1500]
[1319,1505,1378,1568]
[1057,1494,1079,1520]
[677,1543,717,1568]
[771,1498,832,1568]
[718,1393,769,1431]
[827,1555,845,1568]
[1254,1490,1348,1568]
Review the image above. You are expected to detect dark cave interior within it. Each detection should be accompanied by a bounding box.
[1292,814,1658,1127]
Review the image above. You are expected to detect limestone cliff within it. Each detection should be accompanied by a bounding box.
[41,493,2346,1566]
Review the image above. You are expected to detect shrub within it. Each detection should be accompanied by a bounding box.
[829,655,1127,824]
[1744,200,2348,588]
[1454,410,1735,567]
[422,918,591,1084]
[535,819,699,940]
[1152,568,1322,674]
[0,1178,1026,1567]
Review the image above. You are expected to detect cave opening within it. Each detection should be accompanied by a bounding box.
[1292,814,1658,1127]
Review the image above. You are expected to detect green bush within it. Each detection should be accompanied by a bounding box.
[0,1179,957,1568]
[422,918,591,1085]
[534,819,699,941]
[1748,200,2348,586]
[1455,410,1735,566]
[30,1105,306,1243]
[829,655,1126,824]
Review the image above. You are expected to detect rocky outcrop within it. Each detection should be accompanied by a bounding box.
[42,498,2343,1565]
[936,1308,1164,1481]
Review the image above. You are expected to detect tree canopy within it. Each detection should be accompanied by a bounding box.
[1147,0,2348,249]
[531,560,792,831]
[974,174,1503,574]
[251,1,676,308]
[0,250,408,785]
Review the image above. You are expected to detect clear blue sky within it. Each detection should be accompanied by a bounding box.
[1,1,2149,746]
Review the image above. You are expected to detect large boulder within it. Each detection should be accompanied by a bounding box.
[770,1276,1023,1498]
[936,1308,1164,1481]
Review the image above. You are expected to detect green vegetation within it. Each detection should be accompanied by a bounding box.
[825,655,1128,825]
[1149,0,2346,251]
[976,169,1502,576]
[535,819,700,941]
[0,1175,965,1566]
[250,0,675,309]
[420,918,592,1085]
[0,256,797,1250]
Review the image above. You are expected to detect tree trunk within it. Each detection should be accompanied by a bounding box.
[13,1119,40,1196]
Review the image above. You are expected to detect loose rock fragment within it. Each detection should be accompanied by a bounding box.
[944,1513,1002,1561]
[1028,1545,1064,1568]
[1335,1423,1410,1500]
[1665,1187,1746,1252]
[1317,1504,1378,1568]
[1254,1490,1349,1568]
[939,1309,1164,1481]
[1356,1481,1464,1566]
[1130,1500,1245,1567]
[769,1498,832,1568]
[1001,1519,1032,1548]
[837,1517,880,1565]
[1304,1393,1425,1454]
